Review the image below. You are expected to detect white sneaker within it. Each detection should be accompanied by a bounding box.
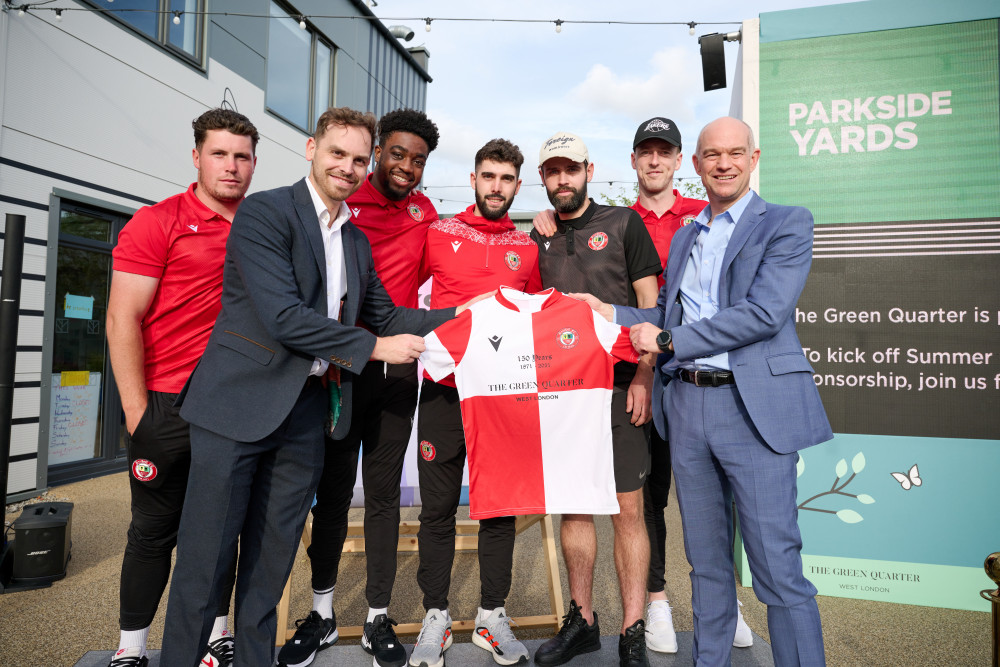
[644,600,678,653]
[408,608,452,667]
[733,600,754,648]
[472,606,529,665]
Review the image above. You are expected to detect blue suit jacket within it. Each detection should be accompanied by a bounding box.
[616,191,833,454]
[179,179,452,442]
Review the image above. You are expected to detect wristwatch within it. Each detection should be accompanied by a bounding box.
[656,329,672,352]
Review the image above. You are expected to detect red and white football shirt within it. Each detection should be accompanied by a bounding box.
[420,287,638,519]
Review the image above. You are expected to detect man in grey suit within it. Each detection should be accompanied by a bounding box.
[161,107,474,667]
[578,117,832,667]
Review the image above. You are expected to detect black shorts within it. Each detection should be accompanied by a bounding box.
[611,383,652,493]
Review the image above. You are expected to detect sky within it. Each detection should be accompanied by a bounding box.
[365,0,857,215]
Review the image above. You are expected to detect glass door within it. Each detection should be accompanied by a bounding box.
[47,201,130,484]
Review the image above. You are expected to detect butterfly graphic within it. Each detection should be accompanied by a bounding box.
[890,464,921,490]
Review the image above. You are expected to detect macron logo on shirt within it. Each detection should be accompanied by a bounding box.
[451,241,462,253]
[352,207,361,217]
[187,224,198,232]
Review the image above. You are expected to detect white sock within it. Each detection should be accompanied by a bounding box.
[367,607,388,622]
[210,615,230,640]
[118,627,150,655]
[313,586,335,620]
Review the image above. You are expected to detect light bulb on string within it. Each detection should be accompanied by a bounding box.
[55,9,63,20]
[555,20,563,34]
[173,11,182,25]
[688,22,696,36]
[424,18,431,32]
[298,16,307,29]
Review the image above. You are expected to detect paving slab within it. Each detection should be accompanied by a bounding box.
[77,631,773,666]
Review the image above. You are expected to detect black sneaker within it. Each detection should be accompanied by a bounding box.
[534,600,601,666]
[619,619,650,667]
[203,630,235,667]
[277,610,339,667]
[362,613,407,667]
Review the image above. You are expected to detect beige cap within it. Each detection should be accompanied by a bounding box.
[538,132,589,166]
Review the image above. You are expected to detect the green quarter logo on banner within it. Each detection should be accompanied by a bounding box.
[760,19,1000,224]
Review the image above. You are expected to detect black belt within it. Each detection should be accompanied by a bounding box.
[679,368,735,387]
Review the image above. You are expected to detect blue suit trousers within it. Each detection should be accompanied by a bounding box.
[667,379,825,667]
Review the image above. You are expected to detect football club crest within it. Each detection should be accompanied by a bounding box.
[588,232,608,251]
[408,204,425,221]
[504,251,521,270]
[131,459,158,482]
[420,440,436,461]
[681,216,696,227]
[557,328,579,349]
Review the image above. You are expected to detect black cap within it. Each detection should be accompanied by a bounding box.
[633,117,682,151]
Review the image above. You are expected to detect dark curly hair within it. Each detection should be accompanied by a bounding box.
[475,138,524,176]
[193,108,259,153]
[377,108,439,153]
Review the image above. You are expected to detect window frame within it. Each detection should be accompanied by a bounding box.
[265,0,337,134]
[83,0,207,69]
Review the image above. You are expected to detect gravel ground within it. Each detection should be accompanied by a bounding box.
[1,471,992,666]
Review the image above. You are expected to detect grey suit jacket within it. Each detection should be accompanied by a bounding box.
[617,191,833,453]
[179,179,453,442]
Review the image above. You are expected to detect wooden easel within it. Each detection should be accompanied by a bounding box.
[276,514,564,644]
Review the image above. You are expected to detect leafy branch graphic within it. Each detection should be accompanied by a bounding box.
[797,452,875,523]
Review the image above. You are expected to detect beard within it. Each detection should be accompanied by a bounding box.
[311,163,360,203]
[475,191,513,221]
[546,182,587,214]
[198,174,247,203]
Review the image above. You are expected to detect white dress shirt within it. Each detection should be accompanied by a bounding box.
[304,176,351,376]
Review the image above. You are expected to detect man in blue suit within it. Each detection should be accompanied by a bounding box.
[161,107,475,667]
[578,117,832,666]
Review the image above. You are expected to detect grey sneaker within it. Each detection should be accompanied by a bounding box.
[472,607,529,665]
[408,608,452,667]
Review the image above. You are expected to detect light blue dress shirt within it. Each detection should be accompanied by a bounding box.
[678,189,755,371]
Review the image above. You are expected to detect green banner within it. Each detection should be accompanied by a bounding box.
[760,19,1000,224]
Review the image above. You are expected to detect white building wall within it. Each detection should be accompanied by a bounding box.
[0,1,429,498]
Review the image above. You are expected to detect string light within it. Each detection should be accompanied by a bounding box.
[2,3,737,35]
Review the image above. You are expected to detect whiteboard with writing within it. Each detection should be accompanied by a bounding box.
[49,372,102,464]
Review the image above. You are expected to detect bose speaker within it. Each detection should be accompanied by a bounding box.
[12,502,73,583]
[699,33,727,91]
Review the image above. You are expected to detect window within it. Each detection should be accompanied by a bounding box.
[267,1,336,133]
[86,0,204,64]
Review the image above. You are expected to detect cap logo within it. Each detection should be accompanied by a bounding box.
[545,135,577,149]
[644,119,672,133]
